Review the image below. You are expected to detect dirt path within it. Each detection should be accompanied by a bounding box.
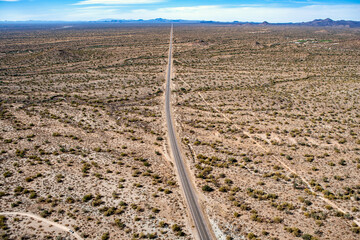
[0,212,83,240]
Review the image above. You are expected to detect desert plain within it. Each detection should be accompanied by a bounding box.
[0,23,360,240]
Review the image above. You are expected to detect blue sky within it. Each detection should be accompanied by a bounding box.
[0,0,359,22]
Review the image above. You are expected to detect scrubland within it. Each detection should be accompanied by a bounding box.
[1,23,359,240]
[0,24,191,240]
[172,25,360,240]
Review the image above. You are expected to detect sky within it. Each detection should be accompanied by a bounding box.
[0,0,359,22]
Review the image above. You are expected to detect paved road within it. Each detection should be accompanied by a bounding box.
[165,25,213,240]
[0,212,83,240]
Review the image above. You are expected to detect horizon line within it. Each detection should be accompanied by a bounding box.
[0,17,359,24]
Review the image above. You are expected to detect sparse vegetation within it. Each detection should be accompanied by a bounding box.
[0,24,190,239]
[0,23,359,240]
[173,24,360,240]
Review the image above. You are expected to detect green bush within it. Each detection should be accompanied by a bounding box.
[82,194,93,202]
[114,219,125,229]
[101,232,110,240]
[202,185,213,192]
[171,224,181,232]
[3,171,12,178]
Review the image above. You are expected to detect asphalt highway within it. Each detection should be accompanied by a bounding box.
[165,24,213,240]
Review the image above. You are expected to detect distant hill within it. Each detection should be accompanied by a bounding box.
[1,18,360,28]
[97,18,200,24]
[97,18,360,28]
[294,18,360,28]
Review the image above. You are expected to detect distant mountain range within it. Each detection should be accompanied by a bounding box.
[289,18,360,28]
[1,18,360,28]
[97,18,360,28]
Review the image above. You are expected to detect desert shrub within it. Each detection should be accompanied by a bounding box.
[0,215,8,230]
[225,179,233,185]
[171,224,181,232]
[202,185,213,192]
[152,208,160,213]
[273,217,283,223]
[82,194,93,202]
[3,171,12,178]
[285,227,302,237]
[14,186,24,195]
[247,232,256,239]
[66,197,75,203]
[219,186,228,192]
[164,189,172,194]
[159,221,168,228]
[40,210,51,218]
[251,214,263,222]
[101,232,109,240]
[338,159,346,166]
[302,234,318,240]
[92,195,104,206]
[147,233,157,239]
[29,192,37,199]
[55,174,64,183]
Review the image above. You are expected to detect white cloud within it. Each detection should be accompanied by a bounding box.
[126,4,360,22]
[0,0,19,2]
[74,0,163,5]
[1,4,359,22]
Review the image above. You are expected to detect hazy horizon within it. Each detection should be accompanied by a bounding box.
[0,17,359,24]
[0,0,359,22]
